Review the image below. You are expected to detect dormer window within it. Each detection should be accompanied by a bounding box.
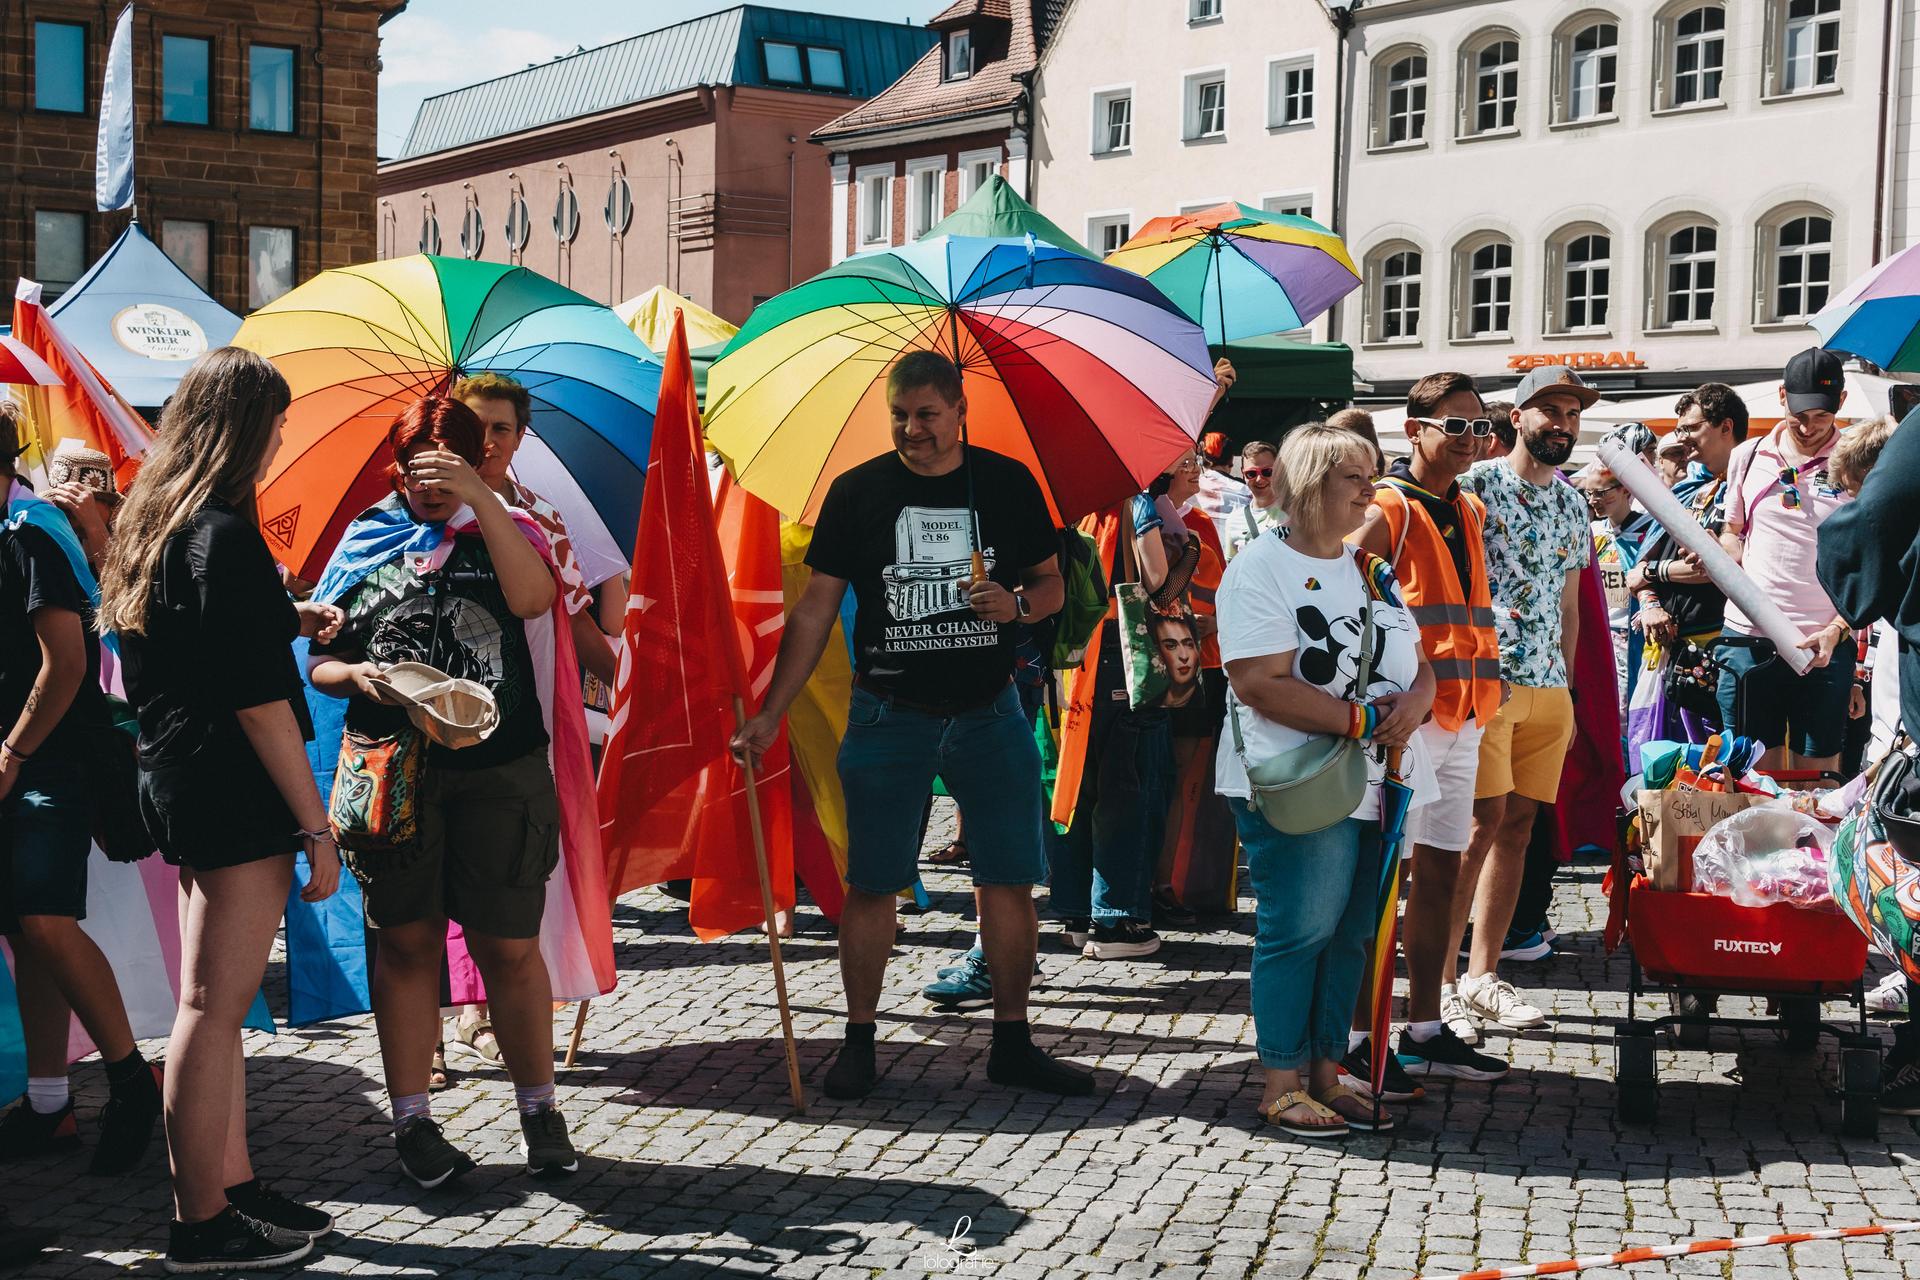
[946,29,973,81]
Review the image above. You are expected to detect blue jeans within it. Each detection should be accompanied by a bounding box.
[1047,688,1170,924]
[1714,631,1854,758]
[838,681,1047,894]
[1233,801,1381,1070]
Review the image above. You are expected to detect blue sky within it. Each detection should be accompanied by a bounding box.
[377,0,943,157]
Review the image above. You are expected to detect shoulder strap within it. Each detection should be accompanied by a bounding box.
[1352,548,1378,694]
[1242,502,1260,542]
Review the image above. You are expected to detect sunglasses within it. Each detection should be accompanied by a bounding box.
[1779,465,1802,510]
[1585,482,1624,500]
[1413,416,1495,438]
[1243,467,1274,481]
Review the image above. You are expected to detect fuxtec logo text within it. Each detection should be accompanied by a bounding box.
[1712,939,1783,955]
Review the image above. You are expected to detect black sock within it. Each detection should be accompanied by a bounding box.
[991,1019,1032,1051]
[224,1178,258,1197]
[844,1021,876,1047]
[105,1049,150,1091]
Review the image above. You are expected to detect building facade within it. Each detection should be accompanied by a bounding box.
[1336,0,1905,401]
[1030,0,1342,337]
[814,1,1067,263]
[376,7,931,325]
[2,0,406,312]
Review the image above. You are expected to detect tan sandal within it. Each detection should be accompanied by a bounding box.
[1259,1090,1348,1138]
[1314,1081,1394,1132]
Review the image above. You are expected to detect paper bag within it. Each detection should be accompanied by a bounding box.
[1637,788,1771,892]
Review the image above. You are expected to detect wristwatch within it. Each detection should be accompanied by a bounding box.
[1015,592,1032,620]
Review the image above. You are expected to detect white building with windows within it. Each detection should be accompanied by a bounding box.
[1030,0,1342,337]
[1339,0,1908,401]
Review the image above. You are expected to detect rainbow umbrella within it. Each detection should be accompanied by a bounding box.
[1104,203,1360,346]
[235,255,660,583]
[705,235,1218,526]
[1369,744,1416,1112]
[1813,243,1920,370]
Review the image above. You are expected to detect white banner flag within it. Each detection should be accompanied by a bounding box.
[95,4,135,211]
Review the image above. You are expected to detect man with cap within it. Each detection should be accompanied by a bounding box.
[1450,364,1595,1037]
[1713,348,1857,773]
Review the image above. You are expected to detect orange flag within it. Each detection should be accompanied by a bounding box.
[10,282,153,484]
[596,312,794,940]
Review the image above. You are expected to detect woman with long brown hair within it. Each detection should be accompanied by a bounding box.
[100,346,342,1273]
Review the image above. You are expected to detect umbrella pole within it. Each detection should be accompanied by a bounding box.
[564,816,638,1069]
[733,694,808,1113]
[1372,744,1408,1131]
[948,305,987,579]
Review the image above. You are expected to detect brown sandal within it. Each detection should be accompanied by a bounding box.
[1259,1090,1347,1138]
[927,839,969,867]
[429,1045,449,1092]
[1314,1082,1394,1132]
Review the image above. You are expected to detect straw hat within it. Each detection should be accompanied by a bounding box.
[48,438,118,500]
[366,662,499,749]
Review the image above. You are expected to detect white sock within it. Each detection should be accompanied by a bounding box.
[1348,1031,1368,1052]
[1408,1020,1443,1043]
[26,1077,69,1115]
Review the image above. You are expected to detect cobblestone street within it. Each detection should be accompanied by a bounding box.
[8,803,1920,1279]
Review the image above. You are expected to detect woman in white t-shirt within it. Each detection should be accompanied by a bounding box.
[1215,423,1435,1138]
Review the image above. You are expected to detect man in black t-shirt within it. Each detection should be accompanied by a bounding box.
[733,352,1093,1101]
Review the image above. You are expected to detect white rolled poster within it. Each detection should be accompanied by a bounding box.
[1596,438,1813,675]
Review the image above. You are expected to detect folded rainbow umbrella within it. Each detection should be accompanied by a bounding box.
[1104,203,1360,346]
[1812,242,1920,371]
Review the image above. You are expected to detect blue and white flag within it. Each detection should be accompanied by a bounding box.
[94,4,135,211]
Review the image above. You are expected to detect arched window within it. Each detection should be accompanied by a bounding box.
[1759,208,1834,322]
[1372,50,1429,148]
[1650,219,1718,329]
[1672,7,1725,105]
[1462,33,1520,136]
[1454,235,1514,338]
[1366,243,1423,342]
[1546,227,1613,333]
[1553,15,1620,124]
[1773,0,1841,95]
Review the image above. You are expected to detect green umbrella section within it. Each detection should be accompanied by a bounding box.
[923,175,1097,257]
[1216,335,1354,401]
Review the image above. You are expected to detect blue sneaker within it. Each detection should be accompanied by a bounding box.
[1499,929,1552,962]
[923,952,994,1010]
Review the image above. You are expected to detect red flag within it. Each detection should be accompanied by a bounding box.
[597,312,793,940]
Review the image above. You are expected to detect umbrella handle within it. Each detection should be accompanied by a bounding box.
[1385,744,1405,777]
[970,551,987,583]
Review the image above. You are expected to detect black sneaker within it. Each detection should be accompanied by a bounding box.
[164,1207,313,1274]
[519,1107,579,1178]
[393,1116,475,1189]
[1339,1037,1425,1103]
[822,1036,878,1100]
[0,1100,78,1160]
[1082,921,1161,959]
[1882,1059,1920,1116]
[91,1063,164,1175]
[226,1180,333,1240]
[1396,1027,1510,1081]
[1058,917,1092,949]
[986,1040,1095,1096]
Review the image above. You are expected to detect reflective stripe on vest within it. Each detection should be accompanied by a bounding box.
[1375,480,1503,732]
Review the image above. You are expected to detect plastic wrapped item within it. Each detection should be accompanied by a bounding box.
[1691,803,1838,911]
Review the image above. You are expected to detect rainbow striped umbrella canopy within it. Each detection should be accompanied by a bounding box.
[706,235,1218,526]
[236,255,660,582]
[1812,242,1920,370]
[1105,203,1360,346]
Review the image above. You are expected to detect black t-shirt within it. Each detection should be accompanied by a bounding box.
[313,496,547,770]
[806,448,1055,708]
[1384,460,1473,593]
[1645,476,1729,638]
[119,500,310,769]
[0,522,108,759]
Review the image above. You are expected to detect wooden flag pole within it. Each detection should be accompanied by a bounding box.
[563,791,637,1069]
[734,695,808,1112]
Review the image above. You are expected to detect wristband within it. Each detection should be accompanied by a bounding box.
[1,740,31,764]
[298,826,336,844]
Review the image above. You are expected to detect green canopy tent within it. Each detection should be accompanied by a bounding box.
[923,175,1097,257]
[1207,335,1357,444]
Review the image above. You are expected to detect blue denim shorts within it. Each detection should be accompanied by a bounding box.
[836,681,1047,895]
[0,752,93,933]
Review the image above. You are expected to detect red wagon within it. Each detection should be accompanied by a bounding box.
[1611,772,1882,1137]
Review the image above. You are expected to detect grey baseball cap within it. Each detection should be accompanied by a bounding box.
[1512,364,1601,411]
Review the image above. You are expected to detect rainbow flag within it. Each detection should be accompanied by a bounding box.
[9,281,153,483]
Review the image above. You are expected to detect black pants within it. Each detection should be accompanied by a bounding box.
[1510,803,1562,938]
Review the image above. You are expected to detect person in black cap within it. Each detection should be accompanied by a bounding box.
[1713,347,1857,773]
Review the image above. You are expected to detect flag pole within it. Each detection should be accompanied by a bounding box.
[734,695,807,1113]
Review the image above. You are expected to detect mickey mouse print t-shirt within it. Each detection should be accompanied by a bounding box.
[1213,531,1433,820]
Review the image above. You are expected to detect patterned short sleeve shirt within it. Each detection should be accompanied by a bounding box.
[1461,459,1592,688]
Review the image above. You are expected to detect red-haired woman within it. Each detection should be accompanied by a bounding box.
[307,397,576,1187]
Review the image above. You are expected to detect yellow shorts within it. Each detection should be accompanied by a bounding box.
[1474,684,1575,803]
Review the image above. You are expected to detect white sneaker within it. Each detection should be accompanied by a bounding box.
[1867,970,1909,1016]
[1440,983,1480,1046]
[1460,973,1548,1031]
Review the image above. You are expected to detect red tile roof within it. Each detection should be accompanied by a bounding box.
[813,0,1038,144]
[931,0,1011,24]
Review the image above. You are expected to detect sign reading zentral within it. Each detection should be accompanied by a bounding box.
[111,303,208,361]
[1508,351,1647,371]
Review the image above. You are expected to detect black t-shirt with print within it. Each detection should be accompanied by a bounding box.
[805,448,1055,709]
[0,522,109,760]
[314,497,547,771]
[119,500,308,769]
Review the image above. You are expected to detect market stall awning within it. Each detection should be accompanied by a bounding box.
[1216,335,1354,400]
[1581,368,1912,432]
[45,221,241,409]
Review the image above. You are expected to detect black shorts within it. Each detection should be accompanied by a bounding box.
[0,753,93,933]
[139,749,301,873]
